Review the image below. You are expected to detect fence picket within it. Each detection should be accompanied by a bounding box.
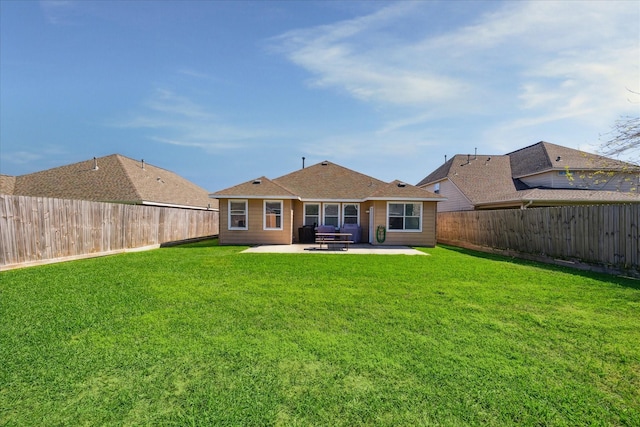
[437,204,639,276]
[1,195,219,268]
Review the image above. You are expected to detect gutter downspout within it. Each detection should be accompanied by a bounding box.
[521,200,533,210]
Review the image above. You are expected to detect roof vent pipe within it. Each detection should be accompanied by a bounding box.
[141,159,145,170]
[93,157,99,170]
[302,157,305,169]
[444,155,447,163]
[474,147,477,160]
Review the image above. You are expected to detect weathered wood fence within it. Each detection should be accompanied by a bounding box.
[0,195,219,270]
[437,204,639,276]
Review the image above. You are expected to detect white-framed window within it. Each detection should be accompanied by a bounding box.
[304,203,320,227]
[323,203,340,227]
[229,200,248,230]
[342,203,359,225]
[388,202,422,231]
[264,200,283,230]
[434,183,440,194]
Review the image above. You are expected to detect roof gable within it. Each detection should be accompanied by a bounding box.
[420,154,516,204]
[416,158,453,186]
[273,161,387,200]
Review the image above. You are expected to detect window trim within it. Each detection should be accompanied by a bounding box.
[342,203,360,225]
[303,202,320,227]
[228,199,248,230]
[263,200,283,231]
[387,202,422,232]
[323,203,340,227]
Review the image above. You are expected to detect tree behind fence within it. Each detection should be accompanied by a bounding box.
[0,195,219,268]
[437,204,639,275]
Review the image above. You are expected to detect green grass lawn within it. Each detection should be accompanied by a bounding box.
[1,240,639,426]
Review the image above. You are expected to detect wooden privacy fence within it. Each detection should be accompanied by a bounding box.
[0,195,219,269]
[437,204,639,276]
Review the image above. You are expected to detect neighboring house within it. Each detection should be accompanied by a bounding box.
[1,154,217,210]
[211,160,445,246]
[418,141,640,211]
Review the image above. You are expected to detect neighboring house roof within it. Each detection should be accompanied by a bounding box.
[476,188,640,208]
[417,154,516,205]
[211,160,444,202]
[508,141,635,178]
[0,175,16,195]
[3,154,216,210]
[417,141,640,209]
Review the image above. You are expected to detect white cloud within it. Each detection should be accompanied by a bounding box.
[272,0,639,139]
[112,89,270,153]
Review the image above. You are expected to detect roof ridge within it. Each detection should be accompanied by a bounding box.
[505,140,546,155]
[538,141,553,170]
[254,176,298,196]
[274,160,386,184]
[114,155,145,201]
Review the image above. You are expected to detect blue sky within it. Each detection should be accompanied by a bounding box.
[1,1,638,191]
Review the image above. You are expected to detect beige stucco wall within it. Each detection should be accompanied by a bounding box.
[218,199,293,245]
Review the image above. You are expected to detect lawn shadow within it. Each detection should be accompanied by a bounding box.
[438,244,640,290]
[160,237,221,249]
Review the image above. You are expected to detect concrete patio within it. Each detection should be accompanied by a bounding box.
[241,244,429,255]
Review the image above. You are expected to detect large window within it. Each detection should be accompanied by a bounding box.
[229,200,247,230]
[264,200,283,230]
[388,202,421,231]
[342,203,359,225]
[323,203,340,227]
[304,203,320,226]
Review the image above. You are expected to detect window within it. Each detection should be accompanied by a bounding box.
[264,200,282,230]
[304,203,319,226]
[388,202,421,231]
[229,200,247,230]
[323,203,339,227]
[434,183,440,194]
[342,203,359,225]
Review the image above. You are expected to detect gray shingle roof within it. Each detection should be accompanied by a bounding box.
[212,161,444,201]
[509,141,636,177]
[418,141,640,208]
[419,154,516,204]
[4,154,216,209]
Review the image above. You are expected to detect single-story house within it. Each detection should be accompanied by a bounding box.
[1,154,217,211]
[210,161,445,246]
